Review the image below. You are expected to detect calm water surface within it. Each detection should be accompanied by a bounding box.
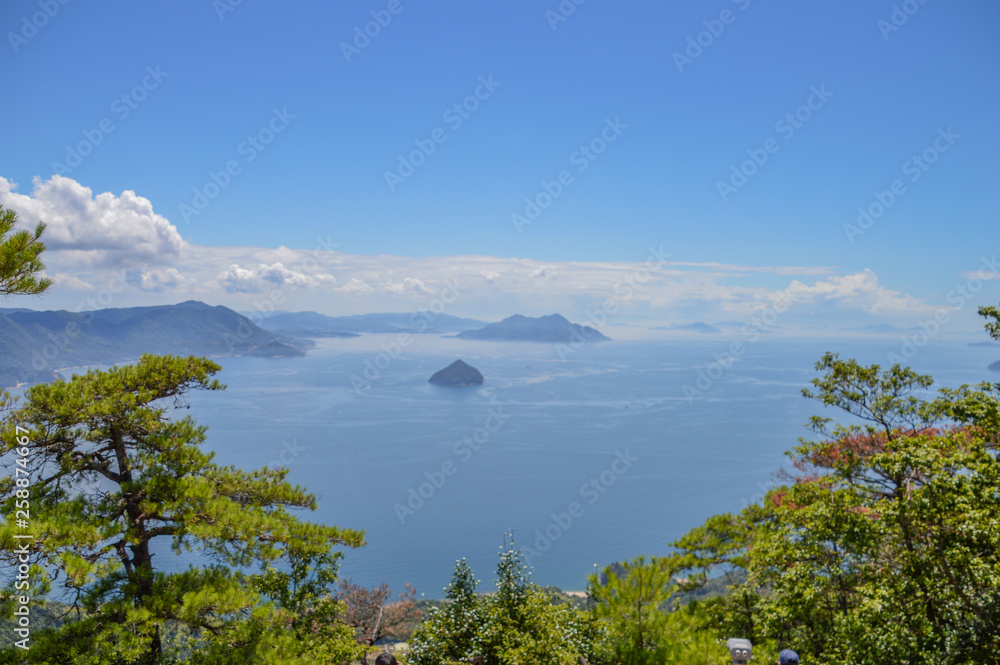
[151,334,996,598]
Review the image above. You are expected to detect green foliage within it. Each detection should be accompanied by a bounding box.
[800,351,943,440]
[587,556,678,664]
[407,536,596,665]
[0,355,364,664]
[0,205,51,297]
[674,345,1000,664]
[980,302,1000,342]
[406,558,484,664]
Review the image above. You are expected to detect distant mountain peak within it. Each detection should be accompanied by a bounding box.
[457,313,610,343]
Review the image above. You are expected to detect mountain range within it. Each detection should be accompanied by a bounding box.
[0,301,305,389]
[252,310,486,335]
[1,305,615,390]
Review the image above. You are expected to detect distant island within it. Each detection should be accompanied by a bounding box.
[848,324,922,333]
[0,301,306,389]
[263,328,360,340]
[457,314,610,343]
[253,311,486,335]
[989,360,1000,373]
[429,360,484,386]
[651,322,721,334]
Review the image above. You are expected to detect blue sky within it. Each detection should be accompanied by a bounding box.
[1,0,998,332]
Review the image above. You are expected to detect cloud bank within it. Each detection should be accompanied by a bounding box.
[0,175,186,267]
[0,176,950,330]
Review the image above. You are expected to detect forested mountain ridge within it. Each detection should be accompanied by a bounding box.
[0,300,305,388]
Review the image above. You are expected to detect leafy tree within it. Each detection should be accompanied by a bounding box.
[336,579,420,663]
[0,355,364,664]
[673,345,1000,664]
[0,204,52,297]
[980,302,1000,342]
[221,545,365,665]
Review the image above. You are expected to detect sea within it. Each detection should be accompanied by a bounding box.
[114,334,998,598]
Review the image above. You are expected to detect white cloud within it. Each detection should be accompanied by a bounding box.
[217,262,336,293]
[381,277,432,295]
[128,267,197,292]
[50,273,93,290]
[13,177,943,329]
[335,278,375,295]
[529,265,554,280]
[772,269,928,315]
[0,175,186,266]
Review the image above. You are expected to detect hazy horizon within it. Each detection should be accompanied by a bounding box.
[2,1,998,334]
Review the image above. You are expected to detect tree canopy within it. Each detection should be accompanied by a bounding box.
[0,205,51,297]
[671,345,1000,663]
[407,535,598,665]
[0,354,364,664]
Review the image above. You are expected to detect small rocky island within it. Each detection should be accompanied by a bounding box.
[989,359,1000,372]
[429,360,484,387]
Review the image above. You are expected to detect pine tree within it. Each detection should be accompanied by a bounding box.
[0,354,364,664]
[588,555,678,664]
[408,535,594,665]
[0,205,51,297]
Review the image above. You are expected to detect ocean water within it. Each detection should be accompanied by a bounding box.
[146,334,996,598]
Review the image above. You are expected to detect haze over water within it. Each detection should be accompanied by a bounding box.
[165,334,996,597]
